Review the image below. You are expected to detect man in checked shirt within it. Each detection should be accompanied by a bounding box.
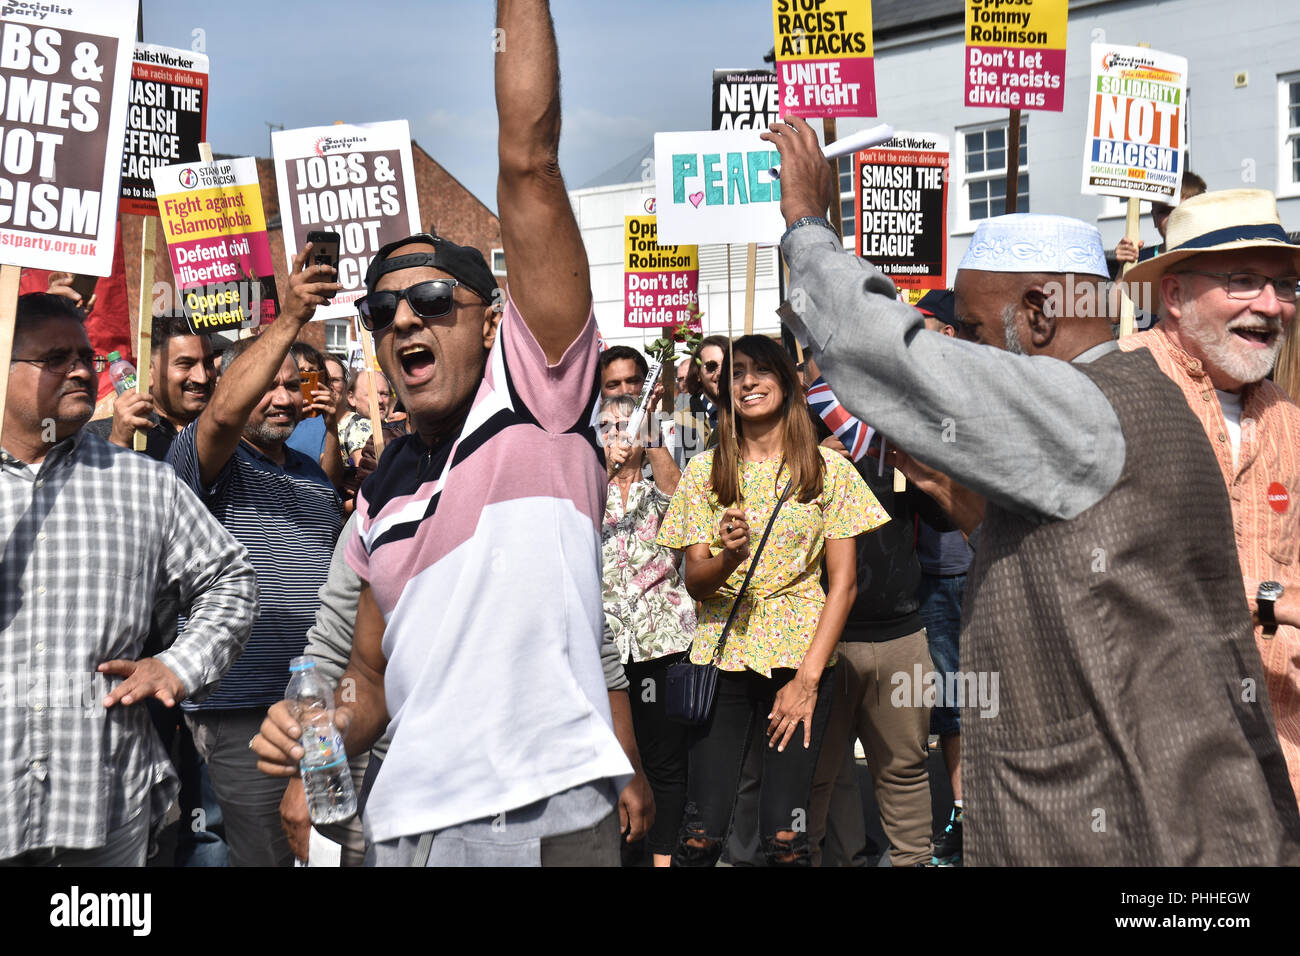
[0,292,257,866]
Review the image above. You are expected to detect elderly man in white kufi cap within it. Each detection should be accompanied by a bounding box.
[759,111,1300,866]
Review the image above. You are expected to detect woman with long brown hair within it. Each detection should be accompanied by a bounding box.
[657,334,887,866]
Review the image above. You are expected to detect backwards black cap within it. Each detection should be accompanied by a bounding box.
[915,289,955,327]
[364,232,499,304]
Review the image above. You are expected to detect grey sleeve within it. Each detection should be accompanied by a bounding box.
[304,513,363,689]
[780,223,1125,522]
[602,622,628,692]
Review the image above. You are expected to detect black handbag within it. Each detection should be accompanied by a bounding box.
[665,475,793,725]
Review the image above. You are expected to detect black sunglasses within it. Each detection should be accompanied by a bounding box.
[357,279,463,332]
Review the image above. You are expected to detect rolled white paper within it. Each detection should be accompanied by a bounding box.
[770,122,895,179]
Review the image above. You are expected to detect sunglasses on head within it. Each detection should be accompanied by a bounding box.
[357,279,464,332]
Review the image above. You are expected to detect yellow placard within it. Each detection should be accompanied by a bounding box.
[965,0,1066,52]
[157,184,267,244]
[624,216,698,272]
[772,0,873,61]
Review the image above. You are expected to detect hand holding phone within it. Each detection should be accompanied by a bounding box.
[305,230,341,303]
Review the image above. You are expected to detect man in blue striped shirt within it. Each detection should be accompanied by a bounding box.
[167,247,344,866]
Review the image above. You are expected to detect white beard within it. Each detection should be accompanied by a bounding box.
[1176,296,1283,387]
[1002,304,1026,355]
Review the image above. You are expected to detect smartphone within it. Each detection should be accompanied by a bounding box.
[305,230,340,299]
[70,273,98,303]
[300,370,320,418]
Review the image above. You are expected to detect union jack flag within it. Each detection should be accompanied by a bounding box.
[806,376,874,462]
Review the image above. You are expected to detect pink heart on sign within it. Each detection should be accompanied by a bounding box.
[689,192,705,208]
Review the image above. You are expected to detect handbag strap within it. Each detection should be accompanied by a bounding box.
[711,472,795,665]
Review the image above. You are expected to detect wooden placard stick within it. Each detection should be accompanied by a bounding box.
[1117,198,1140,338]
[0,264,22,446]
[133,216,159,451]
[743,243,758,336]
[359,328,385,459]
[1005,109,1021,214]
[824,118,843,238]
[1116,42,1152,339]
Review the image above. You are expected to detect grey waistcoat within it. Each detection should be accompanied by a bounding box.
[961,347,1300,865]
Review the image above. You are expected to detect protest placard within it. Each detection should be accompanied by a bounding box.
[120,43,208,216]
[713,69,779,131]
[0,1,136,276]
[152,156,277,334]
[854,132,949,290]
[772,0,875,118]
[1080,43,1187,203]
[653,130,785,245]
[964,0,1067,111]
[272,120,422,320]
[624,215,698,329]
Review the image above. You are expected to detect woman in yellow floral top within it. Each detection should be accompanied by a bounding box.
[658,335,885,866]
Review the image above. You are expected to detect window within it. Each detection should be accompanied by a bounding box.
[324,319,350,357]
[491,248,507,276]
[1279,74,1300,196]
[959,119,1028,228]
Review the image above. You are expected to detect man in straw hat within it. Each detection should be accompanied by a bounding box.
[1120,188,1300,808]
[762,114,1300,864]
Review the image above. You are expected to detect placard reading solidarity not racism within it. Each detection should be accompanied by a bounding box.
[120,43,208,217]
[272,120,422,320]
[1080,43,1188,203]
[0,1,136,276]
[624,215,698,328]
[712,69,779,131]
[653,130,785,245]
[854,132,950,289]
[964,0,1067,110]
[772,0,875,118]
[152,157,278,333]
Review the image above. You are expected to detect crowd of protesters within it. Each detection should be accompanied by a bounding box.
[4,0,1300,868]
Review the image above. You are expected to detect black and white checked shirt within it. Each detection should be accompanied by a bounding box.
[0,429,258,859]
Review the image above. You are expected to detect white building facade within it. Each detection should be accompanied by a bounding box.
[571,0,1300,352]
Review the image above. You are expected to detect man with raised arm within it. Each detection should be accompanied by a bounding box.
[166,248,344,866]
[254,0,640,866]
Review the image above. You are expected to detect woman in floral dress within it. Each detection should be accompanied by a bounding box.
[601,393,697,867]
[657,335,886,866]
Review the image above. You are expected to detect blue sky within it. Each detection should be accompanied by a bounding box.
[141,1,776,213]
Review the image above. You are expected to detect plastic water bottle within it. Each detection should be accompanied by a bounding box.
[286,656,357,824]
[107,351,137,395]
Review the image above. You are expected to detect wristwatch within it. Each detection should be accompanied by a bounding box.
[1257,580,1284,636]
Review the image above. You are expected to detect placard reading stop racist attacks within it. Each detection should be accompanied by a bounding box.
[0,0,136,276]
[272,120,422,320]
[120,43,208,217]
[772,0,875,118]
[854,132,949,290]
[1080,43,1188,203]
[152,156,278,333]
[964,0,1067,111]
[624,215,698,328]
